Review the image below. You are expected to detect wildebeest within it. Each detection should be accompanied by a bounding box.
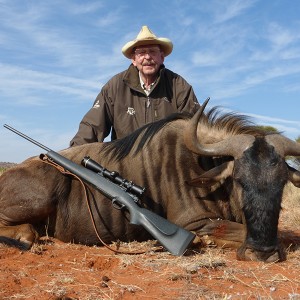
[0,99,300,262]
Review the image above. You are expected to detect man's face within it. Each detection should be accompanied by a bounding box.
[131,45,164,76]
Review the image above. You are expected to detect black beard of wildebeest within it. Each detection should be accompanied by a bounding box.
[0,99,300,262]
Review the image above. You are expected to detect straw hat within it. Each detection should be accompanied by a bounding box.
[122,25,173,59]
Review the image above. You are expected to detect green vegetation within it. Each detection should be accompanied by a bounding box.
[256,125,279,133]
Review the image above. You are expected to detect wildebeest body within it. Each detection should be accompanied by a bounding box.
[1,101,300,262]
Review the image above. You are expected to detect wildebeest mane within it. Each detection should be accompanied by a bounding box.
[204,106,267,136]
[103,107,267,161]
[103,112,192,161]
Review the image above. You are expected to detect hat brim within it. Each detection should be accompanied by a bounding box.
[122,38,173,59]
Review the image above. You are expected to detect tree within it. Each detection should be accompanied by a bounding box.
[295,136,300,165]
[256,125,279,133]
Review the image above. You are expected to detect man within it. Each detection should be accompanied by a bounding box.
[70,25,200,146]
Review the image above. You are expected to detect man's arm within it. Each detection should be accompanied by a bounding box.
[175,76,201,115]
[69,89,113,147]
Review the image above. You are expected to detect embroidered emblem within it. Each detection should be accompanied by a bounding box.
[127,107,136,115]
[93,100,101,109]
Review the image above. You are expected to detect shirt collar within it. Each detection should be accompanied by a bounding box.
[139,72,157,95]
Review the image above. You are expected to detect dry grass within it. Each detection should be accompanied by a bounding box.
[281,183,300,229]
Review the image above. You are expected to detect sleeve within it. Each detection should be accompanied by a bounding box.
[173,75,201,115]
[178,85,201,115]
[69,87,113,147]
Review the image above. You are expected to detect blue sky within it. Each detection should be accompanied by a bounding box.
[1,0,300,163]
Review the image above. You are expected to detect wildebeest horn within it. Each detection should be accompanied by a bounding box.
[288,167,300,188]
[265,134,300,187]
[184,98,255,158]
[265,134,300,157]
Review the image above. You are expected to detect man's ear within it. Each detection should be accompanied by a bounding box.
[160,51,165,63]
[131,57,137,66]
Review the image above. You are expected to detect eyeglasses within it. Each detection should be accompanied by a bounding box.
[134,48,161,58]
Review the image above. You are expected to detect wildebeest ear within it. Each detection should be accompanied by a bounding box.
[288,165,300,188]
[186,161,234,187]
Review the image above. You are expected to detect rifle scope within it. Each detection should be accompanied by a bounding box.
[81,156,145,196]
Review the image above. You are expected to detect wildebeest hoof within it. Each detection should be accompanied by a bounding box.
[16,224,39,248]
[0,223,39,250]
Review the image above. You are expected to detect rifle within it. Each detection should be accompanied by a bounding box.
[4,124,195,256]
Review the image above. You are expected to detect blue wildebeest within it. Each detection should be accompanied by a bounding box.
[0,100,300,262]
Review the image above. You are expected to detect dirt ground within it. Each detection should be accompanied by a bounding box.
[0,227,300,299]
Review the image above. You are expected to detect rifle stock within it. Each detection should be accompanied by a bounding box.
[4,124,195,256]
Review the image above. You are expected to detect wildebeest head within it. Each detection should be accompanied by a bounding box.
[184,99,300,262]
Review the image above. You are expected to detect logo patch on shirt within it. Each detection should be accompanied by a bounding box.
[127,107,136,115]
[93,100,101,109]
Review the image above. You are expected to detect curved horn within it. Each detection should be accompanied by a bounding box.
[266,134,300,157]
[289,167,300,188]
[183,98,255,158]
[265,135,300,187]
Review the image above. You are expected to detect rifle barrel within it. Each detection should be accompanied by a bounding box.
[4,124,51,152]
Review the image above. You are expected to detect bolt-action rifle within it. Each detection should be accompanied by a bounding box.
[4,124,195,256]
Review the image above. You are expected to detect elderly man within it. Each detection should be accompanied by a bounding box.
[70,25,200,146]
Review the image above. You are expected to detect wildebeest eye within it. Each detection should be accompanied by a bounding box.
[269,159,278,166]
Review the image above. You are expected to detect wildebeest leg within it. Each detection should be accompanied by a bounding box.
[0,160,68,249]
[193,220,285,262]
[194,219,246,249]
[0,224,39,249]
